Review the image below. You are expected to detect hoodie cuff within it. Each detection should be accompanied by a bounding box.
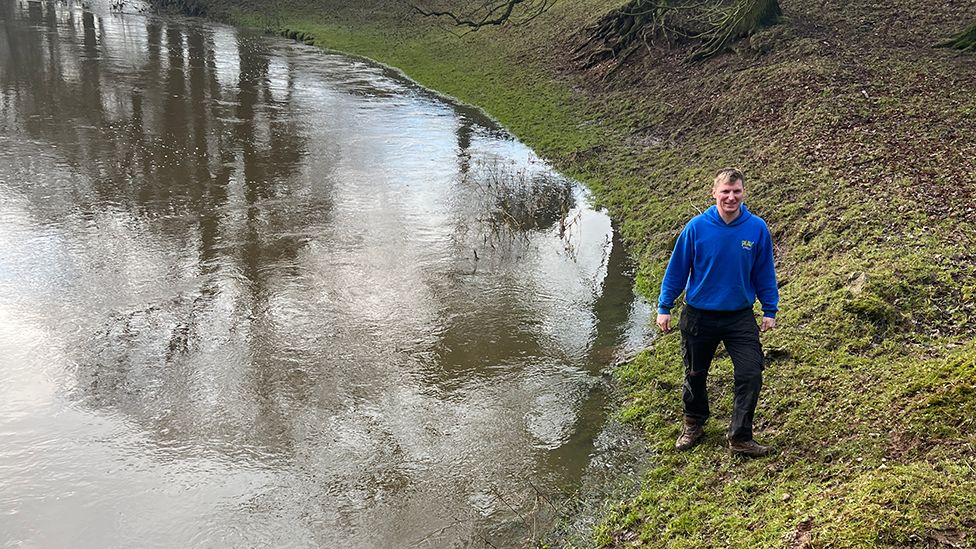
[658,306,672,315]
[762,310,777,318]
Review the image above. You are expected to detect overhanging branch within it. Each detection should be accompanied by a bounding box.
[412,0,552,30]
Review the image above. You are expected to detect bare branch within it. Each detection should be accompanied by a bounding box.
[412,0,549,30]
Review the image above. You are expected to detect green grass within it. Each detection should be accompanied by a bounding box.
[602,331,976,547]
[181,0,976,545]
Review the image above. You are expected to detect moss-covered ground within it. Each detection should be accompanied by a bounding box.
[171,0,976,545]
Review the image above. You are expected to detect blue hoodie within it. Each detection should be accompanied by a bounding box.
[657,204,778,317]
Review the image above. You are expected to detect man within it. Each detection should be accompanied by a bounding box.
[656,168,778,457]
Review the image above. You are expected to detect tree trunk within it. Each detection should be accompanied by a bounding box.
[689,0,782,61]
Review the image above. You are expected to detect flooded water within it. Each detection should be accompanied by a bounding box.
[0,1,651,546]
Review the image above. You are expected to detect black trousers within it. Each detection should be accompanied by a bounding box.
[679,305,764,442]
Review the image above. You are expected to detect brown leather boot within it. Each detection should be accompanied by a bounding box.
[728,438,772,457]
[675,416,704,451]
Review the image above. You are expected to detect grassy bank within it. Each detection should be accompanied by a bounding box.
[180,0,975,546]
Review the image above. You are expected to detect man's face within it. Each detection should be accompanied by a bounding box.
[712,179,744,217]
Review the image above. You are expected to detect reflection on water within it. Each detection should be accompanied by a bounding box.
[0,1,652,547]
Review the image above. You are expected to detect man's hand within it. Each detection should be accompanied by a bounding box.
[760,316,776,332]
[657,313,672,332]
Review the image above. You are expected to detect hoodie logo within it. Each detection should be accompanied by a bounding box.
[741,240,753,250]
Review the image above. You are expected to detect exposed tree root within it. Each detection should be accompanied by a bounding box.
[936,21,976,52]
[569,0,782,79]
[571,0,678,72]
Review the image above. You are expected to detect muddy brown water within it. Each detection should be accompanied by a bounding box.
[0,1,652,546]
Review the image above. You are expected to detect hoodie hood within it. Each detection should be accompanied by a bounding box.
[705,204,753,227]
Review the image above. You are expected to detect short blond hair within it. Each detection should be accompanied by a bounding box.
[713,168,745,189]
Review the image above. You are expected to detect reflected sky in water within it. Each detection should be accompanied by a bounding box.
[0,1,652,546]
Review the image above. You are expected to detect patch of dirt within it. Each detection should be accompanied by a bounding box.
[790,519,814,548]
[929,528,968,548]
[886,429,924,461]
